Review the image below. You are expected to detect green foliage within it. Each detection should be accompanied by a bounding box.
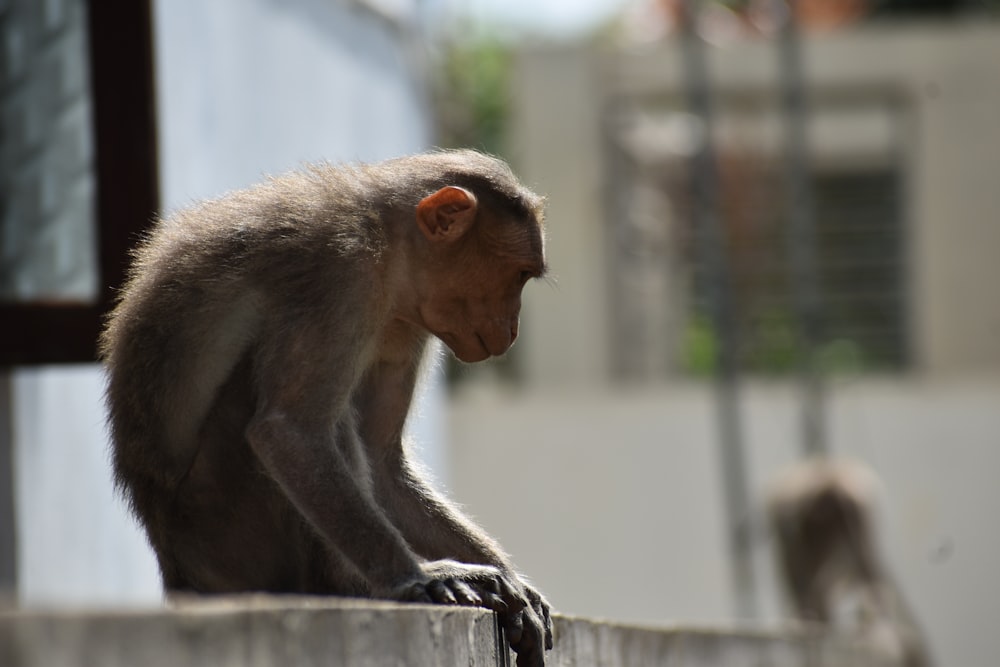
[679,308,870,376]
[680,314,718,376]
[433,37,513,155]
[748,308,798,375]
[818,338,866,374]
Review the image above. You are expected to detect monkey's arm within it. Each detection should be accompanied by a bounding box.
[355,357,552,664]
[245,315,527,614]
[379,456,517,568]
[376,451,553,662]
[352,354,516,570]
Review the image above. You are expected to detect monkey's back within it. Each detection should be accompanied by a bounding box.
[99,173,382,593]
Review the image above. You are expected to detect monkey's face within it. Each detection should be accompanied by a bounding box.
[410,186,546,363]
[421,245,539,364]
[433,298,521,363]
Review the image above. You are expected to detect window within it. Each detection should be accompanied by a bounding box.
[0,0,159,365]
[607,96,909,377]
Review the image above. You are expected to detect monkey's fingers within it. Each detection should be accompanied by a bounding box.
[503,607,524,646]
[460,570,526,615]
[447,579,483,607]
[525,587,554,650]
[539,604,553,650]
[394,582,434,604]
[490,576,528,614]
[515,648,545,667]
[508,610,546,667]
[427,579,458,605]
[478,591,509,613]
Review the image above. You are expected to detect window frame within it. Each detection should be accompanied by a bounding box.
[0,0,159,366]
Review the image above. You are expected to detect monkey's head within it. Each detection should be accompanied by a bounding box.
[410,184,546,363]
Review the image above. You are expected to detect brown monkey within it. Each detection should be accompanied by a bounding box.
[767,458,932,667]
[99,150,552,666]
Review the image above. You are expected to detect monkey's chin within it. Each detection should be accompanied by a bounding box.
[445,333,496,363]
[450,345,492,364]
[458,352,490,363]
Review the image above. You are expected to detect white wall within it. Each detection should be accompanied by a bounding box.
[12,367,161,605]
[153,0,430,205]
[13,0,436,606]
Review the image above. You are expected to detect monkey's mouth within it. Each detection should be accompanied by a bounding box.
[436,331,491,363]
[475,333,492,356]
[455,332,492,362]
[477,332,516,358]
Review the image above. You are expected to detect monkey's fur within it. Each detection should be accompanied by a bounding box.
[100,150,552,666]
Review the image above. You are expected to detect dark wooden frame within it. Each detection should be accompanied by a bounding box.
[0,0,159,366]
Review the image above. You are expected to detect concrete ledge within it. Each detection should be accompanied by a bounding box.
[551,616,892,667]
[1,597,892,667]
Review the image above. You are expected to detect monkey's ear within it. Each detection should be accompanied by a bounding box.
[416,186,477,242]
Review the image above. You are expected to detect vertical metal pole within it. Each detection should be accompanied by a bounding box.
[678,0,758,621]
[776,1,828,457]
[0,372,16,603]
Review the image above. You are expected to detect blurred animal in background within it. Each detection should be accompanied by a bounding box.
[767,457,933,667]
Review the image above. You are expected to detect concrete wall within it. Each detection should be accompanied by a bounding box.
[0,597,891,667]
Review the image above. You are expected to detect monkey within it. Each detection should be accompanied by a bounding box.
[767,458,933,667]
[98,150,553,666]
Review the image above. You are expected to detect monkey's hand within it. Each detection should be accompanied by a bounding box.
[502,579,552,667]
[392,560,550,666]
[392,559,529,613]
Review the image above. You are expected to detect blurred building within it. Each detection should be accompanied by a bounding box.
[444,13,1000,667]
[512,22,1000,384]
